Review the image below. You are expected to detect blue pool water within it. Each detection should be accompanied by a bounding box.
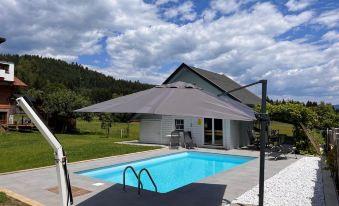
[78,152,255,193]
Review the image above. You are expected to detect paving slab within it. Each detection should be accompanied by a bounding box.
[0,148,299,206]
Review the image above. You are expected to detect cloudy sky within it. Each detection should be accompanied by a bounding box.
[0,0,338,103]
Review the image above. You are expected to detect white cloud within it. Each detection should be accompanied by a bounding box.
[155,0,178,6]
[0,0,338,103]
[314,9,339,28]
[210,0,241,14]
[163,1,197,21]
[322,31,339,42]
[106,2,316,83]
[0,0,161,60]
[285,0,314,12]
[202,9,217,22]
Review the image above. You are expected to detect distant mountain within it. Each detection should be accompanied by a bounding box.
[0,54,153,103]
[334,105,339,110]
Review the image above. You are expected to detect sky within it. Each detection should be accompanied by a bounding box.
[0,0,338,103]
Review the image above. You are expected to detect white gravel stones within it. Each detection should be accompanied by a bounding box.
[232,157,325,206]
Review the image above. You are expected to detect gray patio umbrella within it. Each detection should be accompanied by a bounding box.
[75,81,255,121]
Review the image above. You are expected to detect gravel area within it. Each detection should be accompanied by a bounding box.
[231,157,325,206]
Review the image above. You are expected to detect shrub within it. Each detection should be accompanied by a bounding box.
[0,192,8,203]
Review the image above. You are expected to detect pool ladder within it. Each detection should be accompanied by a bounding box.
[122,166,158,195]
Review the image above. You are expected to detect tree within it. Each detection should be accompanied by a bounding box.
[100,114,113,137]
[313,102,339,128]
[257,102,318,151]
[42,88,90,132]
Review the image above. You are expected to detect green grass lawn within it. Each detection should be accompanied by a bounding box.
[270,121,294,137]
[270,121,324,154]
[0,192,28,206]
[0,119,160,173]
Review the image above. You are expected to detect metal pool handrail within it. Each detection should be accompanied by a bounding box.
[138,168,158,195]
[123,166,143,191]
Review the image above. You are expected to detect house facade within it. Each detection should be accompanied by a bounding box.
[0,61,27,125]
[138,63,261,149]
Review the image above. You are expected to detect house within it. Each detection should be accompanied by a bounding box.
[138,63,260,149]
[0,61,27,125]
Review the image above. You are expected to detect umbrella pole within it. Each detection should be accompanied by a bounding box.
[258,80,267,206]
[225,80,268,206]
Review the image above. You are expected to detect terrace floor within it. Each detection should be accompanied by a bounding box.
[0,148,306,205]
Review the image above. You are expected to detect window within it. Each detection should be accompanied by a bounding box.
[0,63,9,74]
[175,119,184,131]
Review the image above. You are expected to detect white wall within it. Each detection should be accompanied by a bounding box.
[160,115,174,144]
[239,121,253,146]
[0,61,14,82]
[227,120,253,149]
[160,115,201,145]
[223,119,231,149]
[139,115,204,146]
[139,119,161,144]
[139,114,253,149]
[190,117,204,146]
[167,67,222,96]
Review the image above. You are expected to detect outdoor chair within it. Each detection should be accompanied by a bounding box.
[266,144,297,160]
[169,130,180,149]
[268,129,280,145]
[247,129,260,149]
[183,131,195,149]
[280,144,297,159]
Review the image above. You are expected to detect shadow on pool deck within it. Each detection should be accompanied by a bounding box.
[78,183,229,206]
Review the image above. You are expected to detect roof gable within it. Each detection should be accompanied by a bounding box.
[164,63,261,105]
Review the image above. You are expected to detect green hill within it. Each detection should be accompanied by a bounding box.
[0,54,153,103]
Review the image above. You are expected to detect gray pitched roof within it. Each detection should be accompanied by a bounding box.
[164,63,261,105]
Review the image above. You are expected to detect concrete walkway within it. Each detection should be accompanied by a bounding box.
[0,148,299,206]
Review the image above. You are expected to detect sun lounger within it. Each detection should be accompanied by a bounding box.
[266,144,297,160]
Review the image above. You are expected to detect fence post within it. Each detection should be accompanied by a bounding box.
[336,137,339,184]
[326,128,329,153]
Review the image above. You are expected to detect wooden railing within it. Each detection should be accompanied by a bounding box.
[300,123,321,154]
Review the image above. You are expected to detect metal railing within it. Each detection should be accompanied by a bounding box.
[123,166,158,195]
[122,166,143,192]
[138,168,157,195]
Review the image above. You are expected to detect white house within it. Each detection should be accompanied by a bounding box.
[137,63,261,149]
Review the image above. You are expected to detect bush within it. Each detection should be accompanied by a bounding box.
[325,145,337,178]
[0,192,8,203]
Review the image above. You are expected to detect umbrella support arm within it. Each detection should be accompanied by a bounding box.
[224,80,267,206]
[16,97,73,206]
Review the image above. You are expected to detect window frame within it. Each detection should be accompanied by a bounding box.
[174,119,184,131]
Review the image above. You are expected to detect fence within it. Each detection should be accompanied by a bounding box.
[326,127,339,188]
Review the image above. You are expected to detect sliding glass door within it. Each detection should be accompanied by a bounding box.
[204,118,223,146]
[204,118,213,145]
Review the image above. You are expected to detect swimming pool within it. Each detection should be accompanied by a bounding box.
[78,152,255,193]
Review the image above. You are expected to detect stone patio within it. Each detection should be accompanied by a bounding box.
[0,148,300,206]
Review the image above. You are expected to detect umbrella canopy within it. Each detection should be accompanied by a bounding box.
[75,81,256,121]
